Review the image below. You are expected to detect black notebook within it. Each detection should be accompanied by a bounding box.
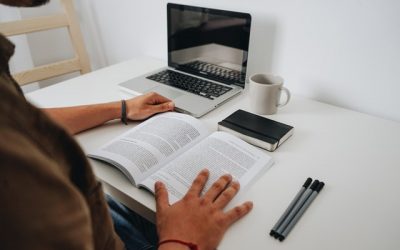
[218,109,294,151]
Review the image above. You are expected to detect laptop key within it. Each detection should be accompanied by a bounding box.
[146,70,232,100]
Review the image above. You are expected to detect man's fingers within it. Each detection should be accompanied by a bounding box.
[146,92,173,105]
[203,174,232,202]
[213,181,240,209]
[155,181,170,212]
[184,169,209,199]
[224,201,253,227]
[149,101,174,114]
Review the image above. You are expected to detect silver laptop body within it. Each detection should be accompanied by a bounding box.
[119,3,252,117]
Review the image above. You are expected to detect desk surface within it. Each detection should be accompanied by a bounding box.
[27,57,400,250]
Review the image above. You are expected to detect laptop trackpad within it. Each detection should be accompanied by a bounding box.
[148,86,183,100]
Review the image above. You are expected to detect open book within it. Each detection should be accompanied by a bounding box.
[88,112,274,203]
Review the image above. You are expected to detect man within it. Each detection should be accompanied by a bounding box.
[0,1,253,249]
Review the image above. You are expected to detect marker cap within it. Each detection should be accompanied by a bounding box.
[303,177,312,188]
[309,180,320,191]
[316,182,325,193]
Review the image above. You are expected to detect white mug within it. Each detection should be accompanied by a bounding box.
[249,74,291,115]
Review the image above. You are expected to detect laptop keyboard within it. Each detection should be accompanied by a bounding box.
[146,70,232,100]
[181,61,245,84]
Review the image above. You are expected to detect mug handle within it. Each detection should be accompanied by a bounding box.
[277,87,291,108]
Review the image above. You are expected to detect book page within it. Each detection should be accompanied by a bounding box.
[140,131,274,203]
[88,112,210,185]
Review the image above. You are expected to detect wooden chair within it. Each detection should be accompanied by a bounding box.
[0,0,91,86]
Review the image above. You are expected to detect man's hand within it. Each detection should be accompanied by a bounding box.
[126,92,174,121]
[155,169,253,250]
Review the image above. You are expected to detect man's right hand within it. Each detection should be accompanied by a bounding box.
[155,169,253,250]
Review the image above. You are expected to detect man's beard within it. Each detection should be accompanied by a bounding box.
[30,0,50,6]
[0,0,50,7]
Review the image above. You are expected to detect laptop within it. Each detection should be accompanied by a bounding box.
[119,3,252,117]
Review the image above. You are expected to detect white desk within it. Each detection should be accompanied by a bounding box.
[27,57,400,250]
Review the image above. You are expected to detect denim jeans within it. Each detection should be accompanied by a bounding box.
[107,195,158,250]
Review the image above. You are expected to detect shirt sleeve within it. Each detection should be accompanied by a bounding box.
[0,129,124,250]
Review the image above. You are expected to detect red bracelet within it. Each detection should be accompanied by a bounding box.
[158,239,198,250]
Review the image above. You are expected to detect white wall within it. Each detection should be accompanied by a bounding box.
[90,0,400,122]
[3,0,400,121]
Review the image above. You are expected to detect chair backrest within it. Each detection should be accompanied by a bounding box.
[0,0,90,86]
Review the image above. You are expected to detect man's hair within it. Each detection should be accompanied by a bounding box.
[0,0,50,7]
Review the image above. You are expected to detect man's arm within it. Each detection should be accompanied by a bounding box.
[43,92,174,135]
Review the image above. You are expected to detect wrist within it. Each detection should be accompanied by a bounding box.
[158,242,190,250]
[158,239,197,250]
[106,101,122,121]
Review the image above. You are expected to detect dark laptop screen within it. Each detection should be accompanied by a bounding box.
[167,3,251,88]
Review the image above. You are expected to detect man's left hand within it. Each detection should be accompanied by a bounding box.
[126,92,175,120]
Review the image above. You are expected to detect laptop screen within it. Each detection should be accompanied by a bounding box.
[167,3,251,88]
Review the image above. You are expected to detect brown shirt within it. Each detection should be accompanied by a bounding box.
[0,34,124,250]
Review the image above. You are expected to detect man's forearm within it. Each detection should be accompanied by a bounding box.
[43,101,121,135]
[42,92,174,135]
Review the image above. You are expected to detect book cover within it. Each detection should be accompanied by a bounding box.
[218,109,294,151]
